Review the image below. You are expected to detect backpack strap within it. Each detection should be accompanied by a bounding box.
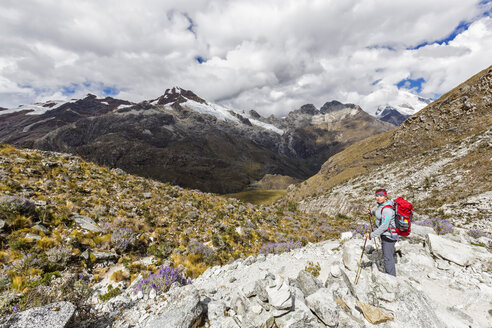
[380,204,396,234]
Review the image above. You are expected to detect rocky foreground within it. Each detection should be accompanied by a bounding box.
[2,225,491,327]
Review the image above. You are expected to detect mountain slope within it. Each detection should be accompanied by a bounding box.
[0,89,392,193]
[282,65,492,231]
[0,144,355,318]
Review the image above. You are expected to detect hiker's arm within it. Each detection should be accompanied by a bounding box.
[370,208,392,238]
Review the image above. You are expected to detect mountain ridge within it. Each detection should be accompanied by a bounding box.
[0,88,393,193]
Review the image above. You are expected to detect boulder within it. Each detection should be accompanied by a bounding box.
[305,288,339,327]
[73,215,102,233]
[266,278,293,311]
[146,285,205,328]
[427,234,492,267]
[330,264,341,278]
[341,231,353,241]
[275,299,324,328]
[296,270,323,297]
[25,233,41,241]
[342,243,360,271]
[209,316,239,328]
[0,302,76,328]
[207,300,226,321]
[241,310,275,328]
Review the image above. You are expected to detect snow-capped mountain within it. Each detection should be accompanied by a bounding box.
[0,88,392,193]
[375,95,432,126]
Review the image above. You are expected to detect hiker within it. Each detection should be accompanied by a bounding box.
[365,189,397,276]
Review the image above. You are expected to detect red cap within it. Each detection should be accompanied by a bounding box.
[375,189,388,197]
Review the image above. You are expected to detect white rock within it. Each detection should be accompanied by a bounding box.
[266,279,292,310]
[427,234,492,267]
[1,302,76,328]
[330,264,341,278]
[341,231,353,241]
[73,214,102,232]
[305,288,339,327]
[342,243,360,271]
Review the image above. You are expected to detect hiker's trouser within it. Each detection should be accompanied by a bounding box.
[381,236,396,276]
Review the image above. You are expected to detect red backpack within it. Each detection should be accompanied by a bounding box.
[381,197,414,237]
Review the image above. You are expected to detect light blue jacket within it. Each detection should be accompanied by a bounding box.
[370,199,398,241]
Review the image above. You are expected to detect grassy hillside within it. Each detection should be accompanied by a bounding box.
[224,189,287,205]
[0,144,354,317]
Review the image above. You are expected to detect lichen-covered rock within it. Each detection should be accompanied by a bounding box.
[0,302,76,328]
[73,214,102,233]
[305,288,339,327]
[296,270,323,297]
[145,285,205,328]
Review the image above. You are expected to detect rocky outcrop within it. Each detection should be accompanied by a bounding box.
[98,229,492,327]
[0,302,76,327]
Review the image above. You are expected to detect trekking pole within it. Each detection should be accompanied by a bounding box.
[354,234,368,285]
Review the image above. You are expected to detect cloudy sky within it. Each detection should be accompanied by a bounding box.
[1,0,491,116]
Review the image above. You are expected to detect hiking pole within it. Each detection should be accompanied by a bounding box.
[354,234,368,285]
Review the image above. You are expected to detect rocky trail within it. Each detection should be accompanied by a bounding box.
[3,225,491,328]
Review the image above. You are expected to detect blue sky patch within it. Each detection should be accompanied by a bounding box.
[62,84,78,96]
[195,56,206,64]
[397,78,425,93]
[371,79,382,86]
[408,20,472,50]
[103,86,119,96]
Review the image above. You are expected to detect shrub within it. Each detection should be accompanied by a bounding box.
[287,202,298,212]
[187,241,216,265]
[259,241,302,255]
[46,247,71,265]
[304,261,321,277]
[99,285,122,302]
[467,229,488,239]
[111,227,136,252]
[133,266,191,295]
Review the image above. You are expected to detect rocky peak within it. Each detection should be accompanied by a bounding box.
[155,87,207,106]
[375,105,410,126]
[298,104,318,115]
[249,109,261,119]
[320,100,357,114]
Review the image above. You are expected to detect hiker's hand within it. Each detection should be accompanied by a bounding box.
[366,208,371,215]
[365,232,371,240]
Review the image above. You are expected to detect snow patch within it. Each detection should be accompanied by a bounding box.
[182,99,284,135]
[377,92,432,117]
[116,104,133,109]
[0,100,69,116]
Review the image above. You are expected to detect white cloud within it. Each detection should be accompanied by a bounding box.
[0,0,490,116]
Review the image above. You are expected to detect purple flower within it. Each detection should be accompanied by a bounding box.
[133,265,190,295]
[11,306,19,312]
[415,217,454,235]
[259,241,302,255]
